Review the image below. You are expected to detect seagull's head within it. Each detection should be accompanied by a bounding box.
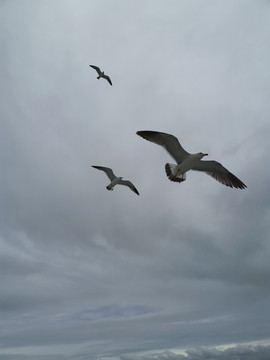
[198,152,208,159]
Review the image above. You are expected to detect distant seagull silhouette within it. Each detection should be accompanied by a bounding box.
[137,131,247,189]
[92,166,139,195]
[89,65,112,86]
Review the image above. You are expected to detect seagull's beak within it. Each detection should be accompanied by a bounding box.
[204,153,208,157]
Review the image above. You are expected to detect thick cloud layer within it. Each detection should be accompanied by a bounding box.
[1,0,270,359]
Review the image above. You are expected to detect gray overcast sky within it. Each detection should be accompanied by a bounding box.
[1,0,270,359]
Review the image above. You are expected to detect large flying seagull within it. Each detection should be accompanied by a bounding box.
[92,166,140,195]
[137,131,247,189]
[89,65,112,86]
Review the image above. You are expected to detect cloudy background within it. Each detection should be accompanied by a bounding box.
[1,0,270,359]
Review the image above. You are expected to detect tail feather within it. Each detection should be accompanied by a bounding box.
[165,163,186,183]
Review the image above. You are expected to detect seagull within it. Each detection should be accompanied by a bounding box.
[92,166,140,195]
[136,130,247,189]
[89,65,112,86]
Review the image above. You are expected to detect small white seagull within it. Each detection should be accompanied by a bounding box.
[137,130,247,189]
[89,65,112,86]
[92,166,140,195]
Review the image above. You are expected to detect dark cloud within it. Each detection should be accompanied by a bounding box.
[1,0,270,359]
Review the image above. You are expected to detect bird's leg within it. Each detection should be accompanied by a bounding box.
[179,173,186,182]
[172,171,186,182]
[172,167,181,181]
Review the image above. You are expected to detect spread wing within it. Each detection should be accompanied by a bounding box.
[91,166,117,181]
[136,130,189,164]
[119,180,140,195]
[192,160,247,189]
[89,65,101,75]
[103,75,112,86]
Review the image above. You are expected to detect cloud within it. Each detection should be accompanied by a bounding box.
[119,345,270,360]
[1,0,270,359]
[185,345,270,360]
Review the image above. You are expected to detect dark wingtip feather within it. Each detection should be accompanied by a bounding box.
[228,173,247,189]
[207,170,247,189]
[137,130,159,138]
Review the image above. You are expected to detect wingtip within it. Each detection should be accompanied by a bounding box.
[107,78,112,86]
[136,130,146,137]
[229,173,247,190]
[136,130,157,137]
[240,183,247,190]
[237,181,247,190]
